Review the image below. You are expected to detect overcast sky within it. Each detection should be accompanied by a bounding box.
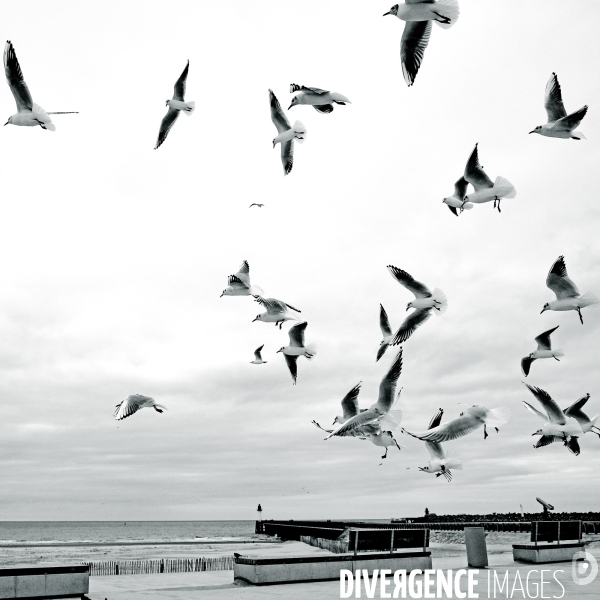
[1,0,600,523]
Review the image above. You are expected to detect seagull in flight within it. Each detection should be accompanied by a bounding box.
[530,73,587,140]
[3,40,78,131]
[541,256,599,324]
[383,1,460,87]
[521,325,564,377]
[221,261,264,297]
[277,322,316,384]
[269,89,306,176]
[563,394,600,439]
[387,265,447,345]
[252,295,301,329]
[249,203,265,208]
[155,60,195,149]
[114,394,167,421]
[377,304,394,362]
[442,176,473,216]
[250,345,267,365]
[288,84,351,113]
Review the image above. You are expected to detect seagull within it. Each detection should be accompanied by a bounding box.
[288,84,351,113]
[563,394,600,439]
[530,73,587,140]
[220,261,264,297]
[369,431,404,459]
[154,60,195,149]
[541,256,599,324]
[114,394,167,421]
[377,304,394,362]
[325,349,404,439]
[250,345,267,365]
[521,326,564,377]
[415,408,463,482]
[269,89,306,176]
[442,176,473,216]
[3,40,78,131]
[463,144,516,213]
[522,383,584,455]
[277,322,316,384]
[252,295,301,329]
[387,265,447,345]
[383,1,460,87]
[403,404,510,441]
[249,203,265,208]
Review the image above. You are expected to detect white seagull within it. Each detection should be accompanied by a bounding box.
[541,256,599,324]
[220,261,264,297]
[114,394,167,421]
[403,404,510,441]
[387,265,447,345]
[530,73,587,140]
[3,40,78,131]
[463,144,516,213]
[269,89,306,176]
[325,349,404,439]
[522,383,584,455]
[563,394,600,439]
[277,321,316,384]
[288,84,351,113]
[383,1,460,87]
[377,304,394,362]
[521,325,564,377]
[155,60,195,149]
[443,176,473,216]
[252,295,301,329]
[250,345,267,365]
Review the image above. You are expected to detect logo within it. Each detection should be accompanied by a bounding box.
[572,551,598,586]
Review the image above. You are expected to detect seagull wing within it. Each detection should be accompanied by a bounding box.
[535,325,559,351]
[447,205,459,216]
[254,345,264,361]
[155,107,180,149]
[378,409,403,431]
[464,143,493,191]
[522,400,549,421]
[566,437,581,456]
[544,73,567,123]
[173,60,189,101]
[269,88,290,134]
[311,420,333,434]
[387,265,432,298]
[523,384,566,425]
[326,408,380,437]
[376,349,403,411]
[284,302,301,313]
[114,394,151,420]
[546,255,580,299]
[521,356,536,377]
[313,104,334,114]
[228,274,248,290]
[280,141,294,176]
[283,353,299,384]
[379,304,392,337]
[300,86,328,94]
[564,393,592,427]
[553,106,588,132]
[288,321,307,347]
[341,383,362,420]
[400,21,432,87]
[534,435,557,449]
[390,308,432,345]
[254,296,287,315]
[405,413,483,442]
[4,41,33,112]
[428,408,444,430]
[236,260,251,286]
[425,441,445,460]
[454,176,469,200]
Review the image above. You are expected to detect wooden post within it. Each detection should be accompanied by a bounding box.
[354,530,359,556]
[390,529,395,555]
[557,522,561,545]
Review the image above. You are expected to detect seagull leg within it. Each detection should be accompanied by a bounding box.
[483,424,489,439]
[577,308,584,324]
[494,427,499,433]
[553,356,561,361]
[432,11,451,24]
[381,448,388,459]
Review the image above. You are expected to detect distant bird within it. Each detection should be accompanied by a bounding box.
[288,84,351,113]
[249,203,265,208]
[463,144,516,213]
[250,345,267,365]
[269,89,306,175]
[563,394,600,439]
[403,404,510,441]
[443,176,473,216]
[154,60,195,149]
[530,73,587,140]
[252,295,301,329]
[387,265,447,345]
[541,256,599,324]
[377,304,394,361]
[3,40,78,131]
[383,1,460,87]
[325,349,404,439]
[416,408,462,482]
[277,322,316,384]
[221,261,264,297]
[521,326,564,377]
[522,383,584,455]
[114,394,167,421]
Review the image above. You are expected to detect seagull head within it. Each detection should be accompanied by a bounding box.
[276,347,285,353]
[406,301,413,311]
[272,138,277,148]
[252,314,261,322]
[383,4,399,16]
[418,465,430,473]
[288,96,300,110]
[529,126,542,135]
[220,288,231,297]
[4,117,12,126]
[540,303,550,314]
[532,429,543,436]
[165,100,171,107]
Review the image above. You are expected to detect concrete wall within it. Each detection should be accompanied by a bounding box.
[0,567,89,599]
[513,543,585,564]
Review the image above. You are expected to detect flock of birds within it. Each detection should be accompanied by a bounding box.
[3,1,597,483]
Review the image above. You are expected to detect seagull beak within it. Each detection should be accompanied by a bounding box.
[276,348,282,353]
[3,121,8,126]
[540,308,546,314]
[252,317,258,322]
[529,130,535,134]
[383,10,392,16]
[288,104,293,110]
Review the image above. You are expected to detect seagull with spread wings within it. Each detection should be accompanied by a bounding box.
[114,394,167,421]
[530,73,587,140]
[442,176,473,216]
[221,261,264,297]
[269,89,306,176]
[563,394,600,439]
[387,265,447,345]
[250,345,267,365]
[155,60,195,149]
[288,84,351,113]
[522,383,584,455]
[3,40,78,131]
[252,295,301,329]
[383,1,460,87]
[541,256,599,324]
[521,326,564,377]
[277,322,316,384]
[376,304,395,362]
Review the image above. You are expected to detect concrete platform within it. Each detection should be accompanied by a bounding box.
[513,542,586,564]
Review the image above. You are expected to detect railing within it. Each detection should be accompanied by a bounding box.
[82,556,233,576]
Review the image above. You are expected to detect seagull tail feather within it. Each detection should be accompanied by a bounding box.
[571,131,586,140]
[578,291,600,308]
[293,120,307,143]
[249,285,264,296]
[182,101,195,115]
[462,202,474,210]
[432,0,460,29]
[304,343,317,359]
[431,288,448,315]
[485,405,511,429]
[494,176,517,199]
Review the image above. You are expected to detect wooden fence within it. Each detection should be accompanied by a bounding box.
[82,556,234,576]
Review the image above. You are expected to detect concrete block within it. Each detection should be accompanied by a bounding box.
[0,577,16,599]
[14,575,45,599]
[45,572,89,596]
[465,527,488,568]
[513,543,585,564]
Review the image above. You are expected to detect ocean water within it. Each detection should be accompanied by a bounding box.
[0,521,256,545]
